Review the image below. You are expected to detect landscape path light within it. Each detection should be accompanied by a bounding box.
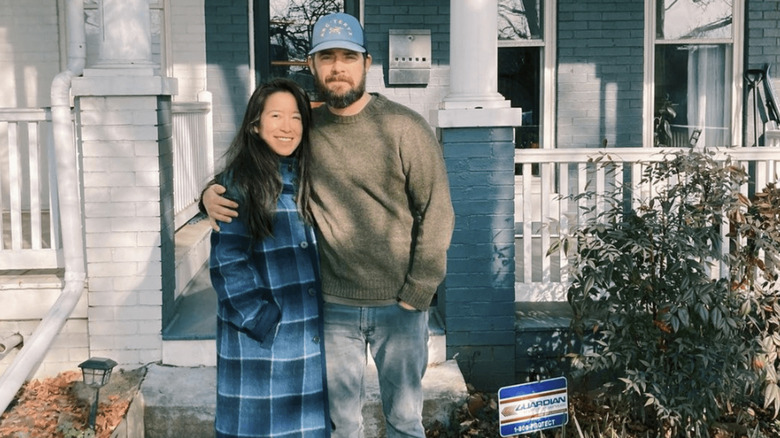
[78,357,117,430]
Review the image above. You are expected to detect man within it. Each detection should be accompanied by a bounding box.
[202,12,454,438]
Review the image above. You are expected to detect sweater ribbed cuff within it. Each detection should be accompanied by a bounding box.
[398,278,436,311]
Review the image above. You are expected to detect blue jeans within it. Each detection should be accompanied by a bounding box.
[323,302,429,438]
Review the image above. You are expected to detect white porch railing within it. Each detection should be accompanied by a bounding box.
[172,92,214,230]
[1,98,213,270]
[514,146,780,302]
[0,108,62,270]
[766,129,780,147]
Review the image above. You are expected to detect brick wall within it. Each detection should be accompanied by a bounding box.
[170,0,208,102]
[556,0,645,148]
[78,93,168,367]
[204,0,253,166]
[442,127,517,391]
[746,0,780,68]
[745,0,780,146]
[364,0,451,124]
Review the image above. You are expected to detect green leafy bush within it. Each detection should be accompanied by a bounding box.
[729,181,780,419]
[558,149,769,436]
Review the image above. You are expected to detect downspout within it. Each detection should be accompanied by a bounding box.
[0,0,86,413]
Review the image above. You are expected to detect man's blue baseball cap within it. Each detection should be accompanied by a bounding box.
[308,12,366,55]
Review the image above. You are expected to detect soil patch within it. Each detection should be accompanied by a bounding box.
[0,366,146,438]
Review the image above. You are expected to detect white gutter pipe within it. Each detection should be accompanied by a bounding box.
[0,0,86,412]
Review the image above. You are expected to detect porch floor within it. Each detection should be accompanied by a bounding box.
[161,261,215,340]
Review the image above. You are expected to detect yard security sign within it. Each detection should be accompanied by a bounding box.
[498,377,568,436]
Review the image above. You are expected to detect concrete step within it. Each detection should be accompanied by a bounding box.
[140,359,468,438]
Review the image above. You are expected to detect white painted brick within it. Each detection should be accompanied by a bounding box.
[86,232,137,248]
[90,320,139,335]
[88,261,140,278]
[137,232,163,247]
[111,186,160,202]
[86,141,137,157]
[136,201,162,216]
[85,202,139,218]
[41,347,73,364]
[113,306,161,322]
[85,218,113,233]
[118,334,162,351]
[60,320,89,335]
[82,125,160,142]
[35,363,78,380]
[56,331,90,349]
[132,110,159,125]
[88,290,139,307]
[136,261,163,277]
[95,349,142,367]
[112,217,161,232]
[136,171,163,187]
[135,141,161,156]
[87,276,114,292]
[67,349,90,364]
[138,349,163,364]
[83,188,111,203]
[80,96,158,111]
[81,110,137,126]
[114,247,162,263]
[86,248,113,263]
[84,171,137,188]
[89,335,117,350]
[114,275,163,292]
[138,290,163,306]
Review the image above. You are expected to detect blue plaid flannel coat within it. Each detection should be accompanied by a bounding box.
[210,159,329,437]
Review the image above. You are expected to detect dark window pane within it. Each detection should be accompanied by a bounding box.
[499,47,541,174]
[654,44,731,147]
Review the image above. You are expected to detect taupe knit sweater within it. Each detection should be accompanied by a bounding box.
[309,94,454,311]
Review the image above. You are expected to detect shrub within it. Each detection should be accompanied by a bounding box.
[558,149,764,437]
[729,181,780,418]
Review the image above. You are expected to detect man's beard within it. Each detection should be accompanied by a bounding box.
[316,73,367,109]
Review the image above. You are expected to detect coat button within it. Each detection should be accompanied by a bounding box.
[313,336,320,344]
[308,288,316,296]
[300,241,308,249]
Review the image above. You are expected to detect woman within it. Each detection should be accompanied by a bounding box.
[208,78,329,437]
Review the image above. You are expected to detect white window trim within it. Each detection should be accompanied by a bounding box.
[498,0,557,149]
[643,0,744,148]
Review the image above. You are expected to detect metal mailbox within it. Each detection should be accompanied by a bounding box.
[388,29,431,85]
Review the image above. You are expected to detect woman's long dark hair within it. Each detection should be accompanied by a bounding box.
[215,78,314,240]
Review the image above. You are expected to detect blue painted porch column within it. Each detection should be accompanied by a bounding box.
[432,0,524,392]
[437,126,518,391]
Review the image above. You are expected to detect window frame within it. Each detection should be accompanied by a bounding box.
[498,0,556,150]
[643,0,744,148]
[251,0,360,92]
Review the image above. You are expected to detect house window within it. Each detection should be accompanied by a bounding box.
[650,0,742,147]
[498,0,543,152]
[255,0,358,100]
[497,0,554,175]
